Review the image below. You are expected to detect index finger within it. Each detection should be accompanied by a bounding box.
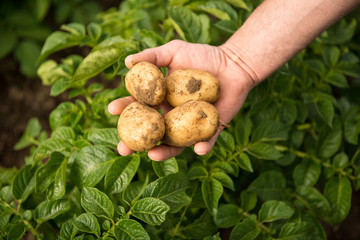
[108,96,136,115]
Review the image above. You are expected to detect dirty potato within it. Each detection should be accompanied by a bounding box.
[125,62,166,106]
[166,69,220,107]
[118,102,165,151]
[163,100,219,147]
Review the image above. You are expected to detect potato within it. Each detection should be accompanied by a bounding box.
[166,69,220,107]
[118,102,165,151]
[125,62,166,106]
[163,100,219,147]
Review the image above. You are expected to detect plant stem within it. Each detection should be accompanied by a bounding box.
[241,210,271,233]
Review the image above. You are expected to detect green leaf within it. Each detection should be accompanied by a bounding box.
[258,200,294,222]
[34,0,50,21]
[248,171,287,201]
[51,127,76,140]
[187,166,208,180]
[323,46,341,67]
[279,99,297,126]
[333,152,349,168]
[34,199,71,223]
[72,47,122,82]
[169,7,210,43]
[316,119,342,158]
[293,159,321,186]
[61,23,86,37]
[81,187,114,218]
[32,138,69,163]
[73,213,100,237]
[131,197,170,225]
[50,77,73,96]
[324,71,348,88]
[236,152,253,172]
[144,173,191,213]
[86,128,120,148]
[0,31,17,58]
[214,204,242,228]
[38,31,82,62]
[114,219,150,240]
[59,219,78,240]
[218,131,235,152]
[49,102,79,130]
[240,190,257,212]
[152,157,178,177]
[214,20,238,33]
[12,165,36,201]
[278,222,312,240]
[320,19,356,44]
[235,114,252,146]
[344,117,360,145]
[251,120,289,143]
[46,160,68,200]
[197,1,238,21]
[324,176,352,224]
[212,172,235,191]
[7,223,27,240]
[71,145,116,188]
[13,118,42,150]
[315,99,334,127]
[35,151,65,193]
[123,177,149,207]
[202,178,223,216]
[181,211,218,239]
[104,155,140,194]
[229,219,260,240]
[14,40,41,77]
[87,23,102,42]
[305,59,326,75]
[296,185,331,219]
[246,143,283,160]
[224,0,251,11]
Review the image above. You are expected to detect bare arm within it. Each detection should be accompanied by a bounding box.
[221,0,360,84]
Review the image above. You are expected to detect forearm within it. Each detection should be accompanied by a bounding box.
[221,0,360,84]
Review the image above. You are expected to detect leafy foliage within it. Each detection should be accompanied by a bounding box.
[1,0,360,239]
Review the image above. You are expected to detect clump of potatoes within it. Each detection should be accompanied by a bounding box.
[118,61,220,151]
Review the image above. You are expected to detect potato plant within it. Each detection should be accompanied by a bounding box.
[1,0,360,239]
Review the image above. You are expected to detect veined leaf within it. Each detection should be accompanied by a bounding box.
[51,127,76,140]
[71,145,117,188]
[248,171,287,201]
[104,155,140,194]
[202,178,223,216]
[214,204,242,228]
[316,119,342,159]
[315,99,334,127]
[278,222,312,240]
[240,190,257,212]
[152,157,178,177]
[229,219,260,240]
[33,138,69,163]
[197,1,238,21]
[7,223,27,240]
[81,187,114,218]
[246,143,283,160]
[34,199,71,223]
[212,172,235,191]
[73,213,100,237]
[86,128,120,149]
[144,173,191,213]
[236,152,253,172]
[114,219,150,240]
[181,211,218,239]
[235,114,252,146]
[324,176,352,224]
[293,159,321,186]
[296,185,331,219]
[251,120,289,143]
[258,200,294,222]
[59,219,78,240]
[131,197,170,225]
[72,47,122,82]
[87,22,102,42]
[217,131,235,152]
[13,118,41,150]
[38,31,82,62]
[12,165,36,201]
[169,7,210,43]
[123,176,149,207]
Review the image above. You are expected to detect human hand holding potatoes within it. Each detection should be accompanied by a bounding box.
[108,40,255,161]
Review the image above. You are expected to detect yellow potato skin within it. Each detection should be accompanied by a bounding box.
[125,62,166,106]
[163,100,219,147]
[118,102,165,151]
[166,69,220,107]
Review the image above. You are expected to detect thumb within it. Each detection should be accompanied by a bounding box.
[125,40,183,69]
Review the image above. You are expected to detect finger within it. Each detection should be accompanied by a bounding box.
[108,96,136,115]
[147,144,184,161]
[125,40,183,69]
[194,127,224,155]
[117,141,134,156]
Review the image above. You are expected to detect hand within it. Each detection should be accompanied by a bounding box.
[108,40,254,161]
